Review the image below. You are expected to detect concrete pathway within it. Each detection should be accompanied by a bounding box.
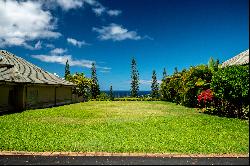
[0,151,249,165]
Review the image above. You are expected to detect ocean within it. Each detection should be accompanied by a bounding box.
[101,91,151,98]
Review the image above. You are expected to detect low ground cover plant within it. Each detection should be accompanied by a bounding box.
[0,101,248,153]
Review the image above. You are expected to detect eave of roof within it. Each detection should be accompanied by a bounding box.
[0,50,76,86]
[221,49,249,68]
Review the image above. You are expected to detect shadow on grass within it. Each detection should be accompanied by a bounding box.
[0,102,79,116]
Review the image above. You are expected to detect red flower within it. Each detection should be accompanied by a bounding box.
[197,89,214,107]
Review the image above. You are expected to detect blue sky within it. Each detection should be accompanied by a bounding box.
[0,0,249,90]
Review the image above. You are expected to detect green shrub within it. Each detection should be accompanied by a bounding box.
[160,65,212,107]
[68,72,92,101]
[96,92,110,101]
[113,97,160,101]
[210,65,249,119]
[180,65,212,107]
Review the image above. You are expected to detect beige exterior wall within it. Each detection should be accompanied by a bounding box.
[0,85,13,111]
[72,94,84,103]
[38,86,55,107]
[26,85,73,109]
[0,84,24,112]
[26,86,55,108]
[55,87,72,106]
[1,83,75,112]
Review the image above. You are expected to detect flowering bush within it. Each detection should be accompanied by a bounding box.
[210,65,249,118]
[197,89,214,109]
[160,65,212,107]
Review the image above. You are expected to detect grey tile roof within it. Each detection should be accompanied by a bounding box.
[0,50,75,86]
[221,49,249,68]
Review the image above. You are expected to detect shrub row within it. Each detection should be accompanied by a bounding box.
[210,65,249,118]
[114,97,160,101]
[160,65,249,119]
[160,65,212,107]
[91,96,161,101]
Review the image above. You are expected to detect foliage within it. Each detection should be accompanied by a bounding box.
[197,89,214,109]
[160,63,249,119]
[130,57,140,97]
[109,85,114,101]
[114,97,161,101]
[0,101,248,154]
[90,63,100,99]
[151,70,159,98]
[180,65,213,107]
[68,72,92,100]
[214,59,219,72]
[64,59,70,80]
[208,57,219,73]
[161,73,182,103]
[210,65,249,119]
[95,92,110,101]
[160,65,213,107]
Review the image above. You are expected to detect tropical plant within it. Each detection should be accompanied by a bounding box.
[180,65,213,107]
[210,65,249,118]
[68,72,92,101]
[197,89,214,110]
[96,92,110,101]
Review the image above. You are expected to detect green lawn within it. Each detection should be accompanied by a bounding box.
[0,101,248,154]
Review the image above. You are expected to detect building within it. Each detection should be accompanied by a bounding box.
[0,50,79,112]
[221,49,249,68]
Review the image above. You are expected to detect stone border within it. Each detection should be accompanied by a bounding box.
[0,151,249,158]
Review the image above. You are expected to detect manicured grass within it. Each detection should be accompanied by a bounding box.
[0,101,248,154]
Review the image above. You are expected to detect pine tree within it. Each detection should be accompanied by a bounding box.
[214,59,220,72]
[208,57,219,72]
[162,68,167,80]
[109,85,114,101]
[130,57,140,97]
[174,67,178,75]
[151,70,159,98]
[64,59,70,80]
[208,57,215,71]
[90,62,100,99]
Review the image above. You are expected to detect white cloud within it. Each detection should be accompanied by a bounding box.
[67,38,89,47]
[35,41,42,49]
[53,72,60,77]
[92,6,106,16]
[31,48,111,70]
[96,66,111,73]
[107,10,122,16]
[140,80,162,85]
[31,54,94,68]
[99,70,110,73]
[92,23,141,41]
[45,43,55,48]
[97,66,111,70]
[42,0,97,10]
[54,0,84,10]
[50,48,67,55]
[0,0,61,49]
[44,0,119,17]
[46,0,122,16]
